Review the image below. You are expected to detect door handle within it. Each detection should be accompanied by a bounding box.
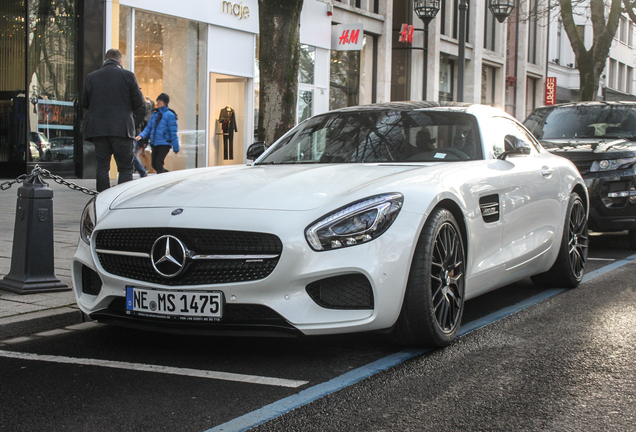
[541,166,554,178]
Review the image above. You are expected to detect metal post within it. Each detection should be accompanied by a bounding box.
[457,0,468,102]
[423,23,429,101]
[0,174,69,294]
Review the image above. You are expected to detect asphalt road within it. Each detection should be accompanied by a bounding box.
[0,232,634,432]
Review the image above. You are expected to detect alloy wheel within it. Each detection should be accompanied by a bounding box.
[568,199,588,279]
[430,222,465,333]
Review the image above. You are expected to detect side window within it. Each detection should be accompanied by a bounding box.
[488,117,538,158]
[523,109,547,139]
[512,122,542,153]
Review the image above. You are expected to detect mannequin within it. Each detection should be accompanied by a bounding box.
[219,106,237,159]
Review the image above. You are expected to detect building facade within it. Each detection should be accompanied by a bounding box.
[546,3,636,103]
[1,0,398,178]
[390,0,549,121]
[8,0,605,179]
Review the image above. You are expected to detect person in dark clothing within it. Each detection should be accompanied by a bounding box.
[136,93,179,174]
[82,49,144,192]
[132,93,153,178]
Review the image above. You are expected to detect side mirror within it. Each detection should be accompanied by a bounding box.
[246,141,266,162]
[498,135,532,160]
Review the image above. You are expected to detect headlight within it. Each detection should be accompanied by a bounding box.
[305,193,404,251]
[590,157,636,172]
[80,196,97,244]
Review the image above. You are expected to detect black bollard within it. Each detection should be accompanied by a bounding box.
[0,174,69,294]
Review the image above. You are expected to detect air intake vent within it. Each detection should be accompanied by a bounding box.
[82,265,103,296]
[306,274,374,310]
[479,194,500,223]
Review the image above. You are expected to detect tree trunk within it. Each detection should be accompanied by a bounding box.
[257,0,304,146]
[558,0,622,101]
[624,0,636,25]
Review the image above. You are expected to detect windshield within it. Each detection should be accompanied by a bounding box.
[526,105,636,140]
[256,110,482,164]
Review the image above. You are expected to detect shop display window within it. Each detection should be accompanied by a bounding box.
[29,0,78,174]
[119,7,207,172]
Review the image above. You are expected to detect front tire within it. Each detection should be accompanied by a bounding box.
[531,192,588,288]
[391,208,466,347]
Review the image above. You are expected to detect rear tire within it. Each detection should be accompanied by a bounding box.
[531,192,588,288]
[390,208,465,347]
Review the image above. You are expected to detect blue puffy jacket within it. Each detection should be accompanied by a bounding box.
[139,106,179,152]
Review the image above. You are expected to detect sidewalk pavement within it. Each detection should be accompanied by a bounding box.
[0,176,134,340]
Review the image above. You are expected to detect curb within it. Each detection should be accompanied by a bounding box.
[0,307,85,340]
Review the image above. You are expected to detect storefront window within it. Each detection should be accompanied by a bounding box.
[330,50,360,109]
[298,90,313,123]
[481,65,496,106]
[439,54,454,102]
[299,44,315,85]
[24,0,79,176]
[120,9,207,172]
[119,7,133,70]
[0,0,27,168]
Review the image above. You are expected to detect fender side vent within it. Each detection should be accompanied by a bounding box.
[480,194,500,223]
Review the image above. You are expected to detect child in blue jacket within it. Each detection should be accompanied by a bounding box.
[135,93,179,173]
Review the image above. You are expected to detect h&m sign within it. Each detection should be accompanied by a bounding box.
[331,23,364,51]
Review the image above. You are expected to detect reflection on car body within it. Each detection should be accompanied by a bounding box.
[524,101,636,248]
[73,102,589,347]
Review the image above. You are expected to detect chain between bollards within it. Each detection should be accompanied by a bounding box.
[0,174,26,191]
[0,165,98,195]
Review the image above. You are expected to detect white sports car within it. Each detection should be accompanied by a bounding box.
[73,102,589,347]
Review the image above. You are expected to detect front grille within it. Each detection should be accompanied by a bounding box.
[306,274,374,310]
[95,228,282,286]
[96,228,282,254]
[572,159,593,175]
[82,265,102,295]
[98,254,278,285]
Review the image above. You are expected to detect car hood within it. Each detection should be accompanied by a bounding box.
[109,164,427,211]
[540,138,636,154]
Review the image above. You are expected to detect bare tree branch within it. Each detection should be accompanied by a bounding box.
[558,0,622,100]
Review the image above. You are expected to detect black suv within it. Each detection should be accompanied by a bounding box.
[524,101,636,248]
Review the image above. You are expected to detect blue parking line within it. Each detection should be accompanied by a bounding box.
[205,253,636,432]
[582,253,636,282]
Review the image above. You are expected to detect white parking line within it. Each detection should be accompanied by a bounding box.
[0,350,308,388]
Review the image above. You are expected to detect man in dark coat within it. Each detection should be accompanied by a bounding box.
[82,49,144,192]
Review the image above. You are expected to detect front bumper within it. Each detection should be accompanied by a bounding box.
[71,206,422,336]
[584,168,636,232]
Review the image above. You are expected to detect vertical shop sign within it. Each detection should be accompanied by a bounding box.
[545,77,557,105]
[331,24,364,51]
[398,24,414,44]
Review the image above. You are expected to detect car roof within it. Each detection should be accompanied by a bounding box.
[322,101,512,119]
[534,101,636,110]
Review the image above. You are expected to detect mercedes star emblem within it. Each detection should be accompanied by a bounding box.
[151,235,187,278]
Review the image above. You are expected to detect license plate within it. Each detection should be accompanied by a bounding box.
[126,286,223,322]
